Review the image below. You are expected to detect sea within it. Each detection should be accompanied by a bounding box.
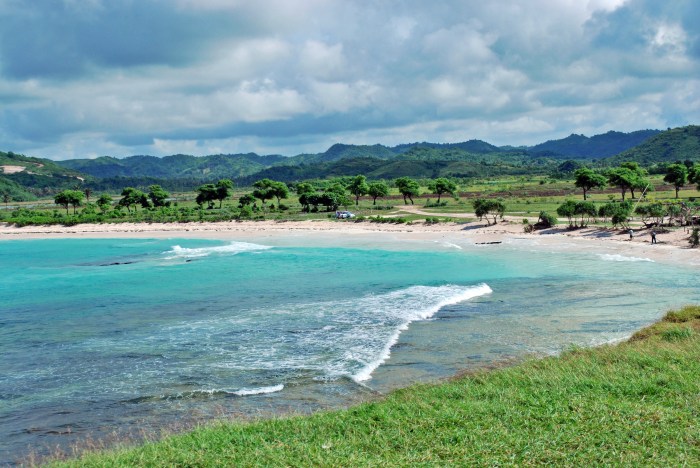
[1,235,698,464]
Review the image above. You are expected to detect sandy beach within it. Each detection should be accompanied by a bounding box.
[1,217,698,267]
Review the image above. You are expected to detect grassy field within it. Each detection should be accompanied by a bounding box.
[1,174,698,229]
[50,306,700,467]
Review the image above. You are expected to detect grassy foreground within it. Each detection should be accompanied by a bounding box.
[56,306,700,467]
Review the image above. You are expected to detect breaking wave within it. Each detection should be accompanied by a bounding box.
[163,241,272,259]
[598,254,654,263]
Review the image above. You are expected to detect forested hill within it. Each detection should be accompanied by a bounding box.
[0,150,85,199]
[527,129,660,159]
[6,126,699,198]
[603,125,700,166]
[59,153,287,179]
[55,129,662,181]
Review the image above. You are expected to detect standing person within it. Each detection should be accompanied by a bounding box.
[651,230,657,244]
[628,229,634,240]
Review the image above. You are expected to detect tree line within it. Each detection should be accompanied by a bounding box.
[574,161,700,201]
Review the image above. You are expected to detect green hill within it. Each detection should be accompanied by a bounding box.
[0,176,37,202]
[528,130,660,159]
[0,150,84,179]
[59,153,286,180]
[604,125,700,165]
[0,151,87,197]
[393,139,502,154]
[6,126,696,195]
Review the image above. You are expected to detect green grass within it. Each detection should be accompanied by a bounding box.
[3,177,699,227]
[53,306,700,466]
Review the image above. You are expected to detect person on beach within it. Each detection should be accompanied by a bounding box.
[651,230,657,244]
[628,229,634,240]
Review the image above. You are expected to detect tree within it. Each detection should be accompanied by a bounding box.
[83,187,92,202]
[96,194,113,213]
[295,182,315,196]
[620,162,650,199]
[556,200,577,227]
[2,192,10,207]
[252,179,276,207]
[119,187,147,213]
[635,202,667,226]
[54,190,84,214]
[347,175,369,206]
[395,177,420,205]
[428,178,457,203]
[473,198,506,225]
[196,184,217,209]
[54,191,71,214]
[238,193,256,207]
[323,183,351,210]
[367,181,389,205]
[575,201,597,227]
[269,180,289,205]
[148,185,170,207]
[215,179,234,208]
[689,164,700,190]
[664,163,688,199]
[574,168,606,200]
[299,192,318,212]
[598,200,632,226]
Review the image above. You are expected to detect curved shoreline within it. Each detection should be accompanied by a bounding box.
[1,219,697,267]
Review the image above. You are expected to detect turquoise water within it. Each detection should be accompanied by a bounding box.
[1,237,698,463]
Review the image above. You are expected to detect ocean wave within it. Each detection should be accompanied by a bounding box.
[163,241,272,259]
[229,384,284,396]
[598,254,654,263]
[154,284,493,386]
[350,283,493,382]
[124,384,284,403]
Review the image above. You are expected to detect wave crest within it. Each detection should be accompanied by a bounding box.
[163,241,272,259]
[598,254,653,263]
[351,283,492,382]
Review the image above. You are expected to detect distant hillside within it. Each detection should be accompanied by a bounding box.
[528,130,660,159]
[59,153,286,180]
[0,176,37,202]
[7,126,694,195]
[392,139,502,154]
[0,151,87,197]
[1,151,84,179]
[238,150,556,185]
[604,125,700,166]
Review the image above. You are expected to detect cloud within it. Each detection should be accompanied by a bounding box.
[0,0,698,160]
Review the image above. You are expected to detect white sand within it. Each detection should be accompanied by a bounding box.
[1,218,698,267]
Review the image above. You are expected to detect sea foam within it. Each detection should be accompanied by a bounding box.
[351,283,493,382]
[230,384,284,396]
[163,241,272,259]
[598,254,654,263]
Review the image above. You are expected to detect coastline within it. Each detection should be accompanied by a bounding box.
[1,218,698,267]
[3,219,698,465]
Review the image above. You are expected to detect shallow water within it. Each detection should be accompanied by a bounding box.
[0,237,697,463]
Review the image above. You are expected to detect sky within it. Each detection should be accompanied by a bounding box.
[0,0,698,160]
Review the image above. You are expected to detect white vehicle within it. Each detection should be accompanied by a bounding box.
[335,211,355,219]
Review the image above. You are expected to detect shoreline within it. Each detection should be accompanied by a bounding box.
[2,219,698,266]
[3,219,698,465]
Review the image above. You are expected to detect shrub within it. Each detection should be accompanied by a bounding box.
[424,200,448,208]
[536,211,557,229]
[690,228,699,248]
